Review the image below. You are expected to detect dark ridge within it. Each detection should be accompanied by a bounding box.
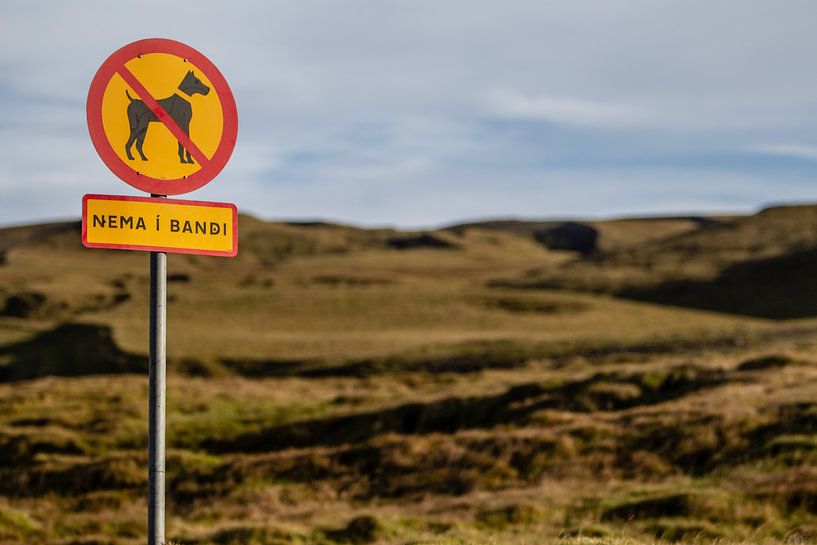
[620,247,817,319]
[307,333,758,378]
[0,221,81,253]
[283,221,336,227]
[323,515,383,544]
[624,401,817,476]
[602,494,692,521]
[203,383,548,453]
[219,342,531,379]
[386,233,458,250]
[0,289,130,321]
[445,219,561,236]
[215,332,765,380]
[203,365,728,454]
[742,402,817,456]
[206,526,297,545]
[445,220,600,254]
[447,216,729,243]
[690,216,727,228]
[737,354,797,371]
[0,323,147,382]
[480,295,589,314]
[446,215,731,232]
[219,357,317,378]
[533,222,599,255]
[298,344,530,377]
[0,454,146,496]
[310,275,395,287]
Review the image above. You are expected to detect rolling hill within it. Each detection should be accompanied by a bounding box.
[3,207,817,544]
[495,205,817,318]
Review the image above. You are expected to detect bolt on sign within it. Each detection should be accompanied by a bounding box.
[84,38,238,255]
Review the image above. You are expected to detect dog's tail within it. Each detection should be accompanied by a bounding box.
[125,90,136,102]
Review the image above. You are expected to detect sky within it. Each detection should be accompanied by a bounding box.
[3,0,817,228]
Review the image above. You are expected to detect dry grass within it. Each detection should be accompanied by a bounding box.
[3,212,817,544]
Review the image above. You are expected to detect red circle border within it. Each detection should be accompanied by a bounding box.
[86,38,238,196]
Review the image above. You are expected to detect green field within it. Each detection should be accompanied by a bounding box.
[3,209,817,544]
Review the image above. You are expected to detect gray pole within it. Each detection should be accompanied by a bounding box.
[148,249,167,545]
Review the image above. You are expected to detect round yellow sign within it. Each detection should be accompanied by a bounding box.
[87,39,238,195]
[100,53,224,180]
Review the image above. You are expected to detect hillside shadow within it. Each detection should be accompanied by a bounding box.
[621,248,817,319]
[0,323,146,382]
[534,222,599,255]
[204,364,728,454]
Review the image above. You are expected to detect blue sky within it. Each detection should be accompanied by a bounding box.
[2,0,817,228]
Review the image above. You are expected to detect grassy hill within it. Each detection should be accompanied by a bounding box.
[495,205,817,318]
[3,209,817,544]
[448,215,723,254]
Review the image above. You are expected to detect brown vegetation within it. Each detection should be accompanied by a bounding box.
[3,209,817,543]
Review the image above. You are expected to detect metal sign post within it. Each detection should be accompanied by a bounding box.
[148,248,167,545]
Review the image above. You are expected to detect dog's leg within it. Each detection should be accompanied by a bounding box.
[177,142,188,164]
[125,131,137,160]
[178,112,193,164]
[135,127,149,161]
[125,104,139,160]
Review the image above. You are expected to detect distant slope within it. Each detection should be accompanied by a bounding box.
[0,221,81,259]
[500,205,817,319]
[448,215,726,254]
[0,212,569,379]
[0,210,761,382]
[0,215,464,266]
[0,214,725,265]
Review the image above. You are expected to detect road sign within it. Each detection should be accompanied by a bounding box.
[86,38,238,195]
[85,39,239,545]
[82,194,238,256]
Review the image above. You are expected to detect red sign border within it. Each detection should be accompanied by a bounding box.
[87,39,238,196]
[82,194,238,257]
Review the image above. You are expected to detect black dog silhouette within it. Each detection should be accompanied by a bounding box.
[124,71,210,164]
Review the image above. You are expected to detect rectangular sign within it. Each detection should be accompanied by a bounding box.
[82,194,238,257]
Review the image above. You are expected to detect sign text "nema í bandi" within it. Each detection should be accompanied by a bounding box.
[82,194,237,256]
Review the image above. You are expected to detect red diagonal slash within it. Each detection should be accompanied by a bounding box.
[117,66,209,167]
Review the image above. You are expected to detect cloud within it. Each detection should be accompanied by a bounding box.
[4,1,817,227]
[751,143,817,162]
[484,91,650,128]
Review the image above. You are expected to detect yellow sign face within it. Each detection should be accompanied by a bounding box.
[100,53,224,180]
[82,195,237,257]
[87,38,238,196]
